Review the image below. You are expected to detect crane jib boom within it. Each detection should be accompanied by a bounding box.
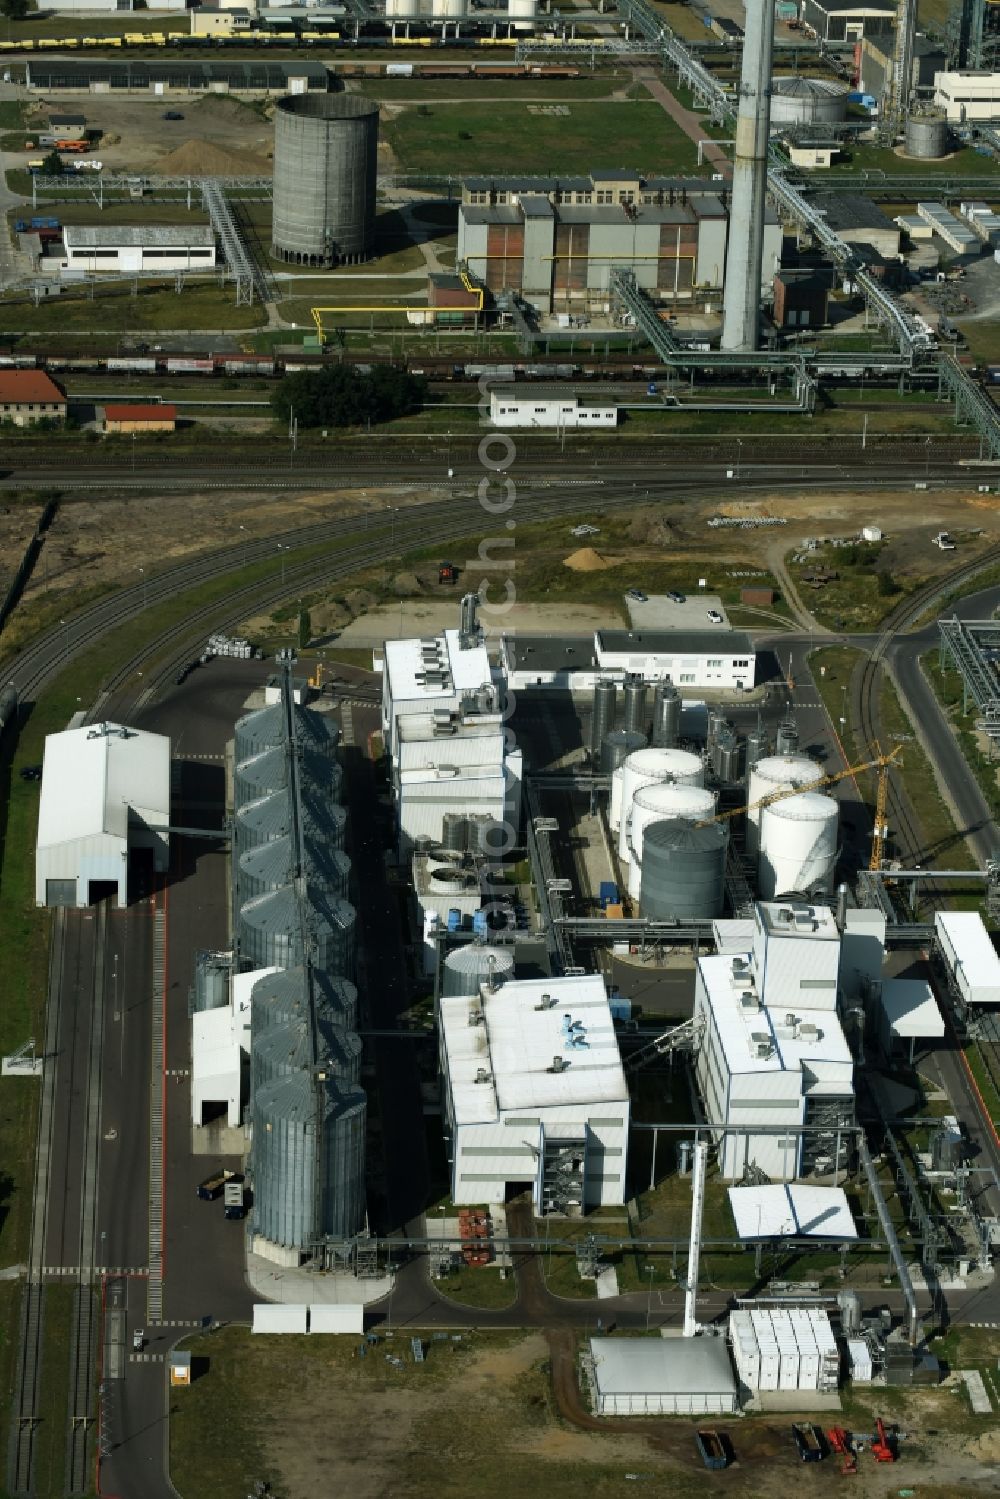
[696,746,903,828]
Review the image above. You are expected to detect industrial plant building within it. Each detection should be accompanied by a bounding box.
[588,1337,738,1416]
[35,721,170,908]
[801,0,895,43]
[63,225,217,276]
[457,174,782,312]
[439,973,630,1212]
[811,194,902,259]
[22,58,328,95]
[499,615,756,694]
[489,391,618,428]
[933,69,1000,122]
[858,33,947,100]
[693,901,854,1180]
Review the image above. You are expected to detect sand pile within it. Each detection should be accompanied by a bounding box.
[156,138,272,176]
[563,547,611,572]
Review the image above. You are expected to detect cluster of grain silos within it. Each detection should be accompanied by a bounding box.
[232,683,366,1255]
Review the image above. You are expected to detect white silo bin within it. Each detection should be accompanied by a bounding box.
[617,747,704,861]
[508,0,537,26]
[432,0,466,14]
[746,754,821,858]
[758,792,838,900]
[624,782,717,898]
[610,766,625,832]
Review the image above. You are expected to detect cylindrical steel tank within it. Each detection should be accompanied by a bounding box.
[271,94,379,266]
[623,782,717,890]
[639,817,728,920]
[508,0,538,24]
[234,701,339,763]
[601,728,646,774]
[441,944,515,998]
[610,766,625,832]
[591,677,617,757]
[713,728,743,784]
[234,743,342,811]
[775,719,799,756]
[746,753,820,858]
[904,111,950,159]
[837,1290,863,1336]
[234,787,347,860]
[238,836,351,903]
[651,680,681,748]
[707,707,727,750]
[432,0,466,14]
[617,747,705,861]
[769,75,849,125]
[192,951,231,1012]
[745,727,767,775]
[251,1013,362,1098]
[623,674,647,738]
[252,1072,366,1247]
[441,812,468,853]
[251,968,358,1039]
[758,791,838,900]
[239,885,356,978]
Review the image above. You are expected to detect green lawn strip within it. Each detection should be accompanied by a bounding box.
[33,1284,73,1499]
[382,100,699,174]
[921,652,1000,824]
[433,1264,517,1309]
[830,143,998,176]
[964,1044,1000,1130]
[355,74,634,101]
[0,284,266,334]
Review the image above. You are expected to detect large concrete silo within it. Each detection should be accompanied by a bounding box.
[271,94,379,266]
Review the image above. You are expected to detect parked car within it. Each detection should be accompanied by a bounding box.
[707,609,724,623]
[667,590,686,604]
[626,588,648,603]
[571,524,600,537]
[162,111,184,121]
[19,764,42,782]
[132,1329,144,1352]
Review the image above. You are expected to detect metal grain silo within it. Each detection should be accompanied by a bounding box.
[235,787,346,860]
[601,728,646,774]
[271,94,379,267]
[239,835,351,902]
[746,753,820,858]
[251,1071,365,1248]
[618,747,705,862]
[234,744,342,811]
[442,944,515,997]
[251,967,358,1038]
[234,701,339,761]
[192,950,231,1012]
[623,674,647,737]
[591,677,617,756]
[758,792,838,900]
[651,680,680,748]
[239,884,356,977]
[639,818,728,920]
[905,110,950,159]
[251,1012,362,1097]
[624,782,717,898]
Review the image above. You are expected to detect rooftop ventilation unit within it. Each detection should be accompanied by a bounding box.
[467,1006,484,1027]
[798,1022,821,1041]
[739,990,760,1012]
[548,1055,570,1073]
[751,1032,774,1059]
[474,1067,491,1084]
[534,992,559,1011]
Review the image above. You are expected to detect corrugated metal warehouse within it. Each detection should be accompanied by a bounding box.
[35,720,170,907]
[589,1337,738,1416]
[21,58,329,95]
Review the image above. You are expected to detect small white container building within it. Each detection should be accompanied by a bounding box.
[489,390,618,428]
[589,1337,737,1416]
[878,978,944,1062]
[35,720,170,908]
[934,910,1000,1008]
[693,902,854,1180]
[439,974,630,1211]
[63,224,217,275]
[730,1307,834,1392]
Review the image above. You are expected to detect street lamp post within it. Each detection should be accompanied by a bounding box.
[138,566,146,609]
[645,1264,655,1331]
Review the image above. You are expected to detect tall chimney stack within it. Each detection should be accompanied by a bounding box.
[721,0,775,352]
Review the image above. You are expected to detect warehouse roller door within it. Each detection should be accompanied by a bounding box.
[45,879,76,907]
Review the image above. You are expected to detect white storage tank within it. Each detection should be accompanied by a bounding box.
[770,76,849,126]
[758,791,838,899]
[508,0,537,25]
[610,766,625,832]
[617,747,704,860]
[624,783,717,898]
[746,753,821,857]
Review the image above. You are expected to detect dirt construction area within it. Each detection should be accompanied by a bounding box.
[169,1323,999,1499]
[25,92,274,174]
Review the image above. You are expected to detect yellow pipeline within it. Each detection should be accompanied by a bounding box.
[311,271,483,345]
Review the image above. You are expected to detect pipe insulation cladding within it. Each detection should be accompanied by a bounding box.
[721,0,775,352]
[271,94,379,266]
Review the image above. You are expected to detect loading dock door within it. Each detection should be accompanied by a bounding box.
[45,879,76,907]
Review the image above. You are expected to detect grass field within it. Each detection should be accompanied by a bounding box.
[382,100,700,174]
[0,284,265,334]
[355,74,636,102]
[830,143,999,177]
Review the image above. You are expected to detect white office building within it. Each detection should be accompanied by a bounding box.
[693,901,854,1180]
[35,720,170,908]
[489,391,618,429]
[933,70,1000,122]
[394,707,521,859]
[594,629,756,691]
[63,224,217,276]
[381,615,493,755]
[439,974,629,1211]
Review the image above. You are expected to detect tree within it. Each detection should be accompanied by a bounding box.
[40,149,62,177]
[0,0,30,21]
[298,608,311,649]
[876,569,899,597]
[271,363,427,431]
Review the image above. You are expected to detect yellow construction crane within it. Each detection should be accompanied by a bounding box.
[697,746,903,870]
